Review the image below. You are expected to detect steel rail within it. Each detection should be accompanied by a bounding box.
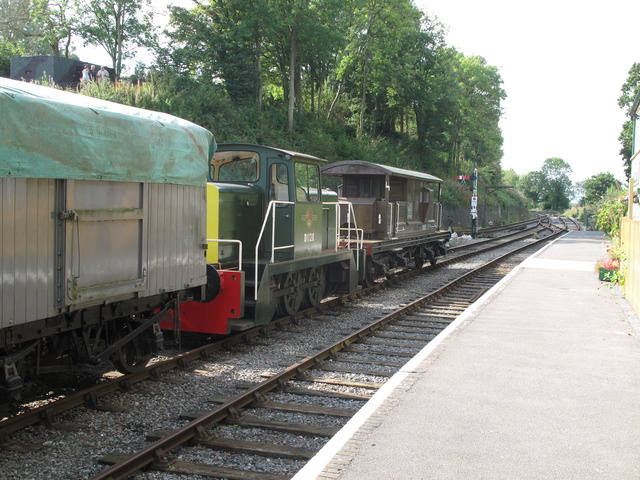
[89,225,568,480]
[457,213,547,237]
[0,220,560,443]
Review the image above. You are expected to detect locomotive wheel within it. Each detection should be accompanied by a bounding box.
[112,337,151,374]
[304,267,326,307]
[279,271,303,316]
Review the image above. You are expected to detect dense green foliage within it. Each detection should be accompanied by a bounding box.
[149,0,506,182]
[618,62,640,180]
[512,159,573,212]
[0,0,75,63]
[580,172,621,206]
[1,0,529,216]
[539,157,573,211]
[595,194,627,237]
[67,0,506,181]
[516,171,545,208]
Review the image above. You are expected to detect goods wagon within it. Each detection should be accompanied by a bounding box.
[0,78,215,402]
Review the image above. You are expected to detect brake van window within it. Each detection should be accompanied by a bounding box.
[210,151,259,182]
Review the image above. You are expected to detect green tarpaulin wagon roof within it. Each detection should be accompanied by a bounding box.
[0,77,216,186]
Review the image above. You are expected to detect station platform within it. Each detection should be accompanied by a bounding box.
[293,231,640,480]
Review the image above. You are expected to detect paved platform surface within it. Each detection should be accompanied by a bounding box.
[293,231,640,480]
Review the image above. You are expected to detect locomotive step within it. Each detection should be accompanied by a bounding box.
[228,318,259,331]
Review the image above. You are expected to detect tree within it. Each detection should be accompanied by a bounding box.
[112,0,509,186]
[267,0,348,133]
[581,172,620,206]
[517,171,544,207]
[31,0,76,57]
[446,53,505,181]
[77,0,156,78]
[617,62,640,180]
[298,0,346,116]
[0,40,24,76]
[165,0,271,104]
[502,169,519,187]
[331,0,425,138]
[0,0,35,47]
[394,14,451,166]
[540,157,573,211]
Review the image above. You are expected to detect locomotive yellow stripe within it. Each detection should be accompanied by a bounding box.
[206,183,219,263]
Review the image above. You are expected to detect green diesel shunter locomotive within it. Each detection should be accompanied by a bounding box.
[164,144,365,335]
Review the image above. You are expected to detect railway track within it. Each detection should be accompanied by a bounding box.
[0,218,572,479]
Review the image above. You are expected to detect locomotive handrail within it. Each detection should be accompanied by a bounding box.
[207,239,243,271]
[339,201,364,251]
[396,202,406,233]
[254,200,295,300]
[324,201,363,272]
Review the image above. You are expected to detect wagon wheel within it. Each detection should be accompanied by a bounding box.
[414,248,426,270]
[112,336,151,374]
[423,248,437,267]
[304,266,326,307]
[279,271,304,316]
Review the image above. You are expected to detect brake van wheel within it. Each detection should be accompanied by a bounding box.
[112,337,151,374]
[279,271,304,316]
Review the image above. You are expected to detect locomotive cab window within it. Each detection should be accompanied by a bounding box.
[270,163,290,202]
[295,162,320,202]
[210,150,259,182]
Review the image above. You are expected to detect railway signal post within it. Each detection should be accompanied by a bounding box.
[471,165,478,238]
[455,167,479,238]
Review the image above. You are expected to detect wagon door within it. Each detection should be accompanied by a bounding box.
[387,176,408,238]
[58,179,147,308]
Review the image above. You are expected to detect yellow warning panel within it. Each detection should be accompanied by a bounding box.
[206,183,219,263]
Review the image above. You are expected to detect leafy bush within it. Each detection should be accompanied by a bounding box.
[441,181,470,207]
[595,196,627,237]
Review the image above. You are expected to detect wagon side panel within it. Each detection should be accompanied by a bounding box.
[1,177,57,329]
[147,183,207,296]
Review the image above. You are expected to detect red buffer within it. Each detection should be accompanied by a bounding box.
[160,270,244,335]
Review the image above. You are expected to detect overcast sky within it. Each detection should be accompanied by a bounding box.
[416,0,638,183]
[79,0,637,183]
